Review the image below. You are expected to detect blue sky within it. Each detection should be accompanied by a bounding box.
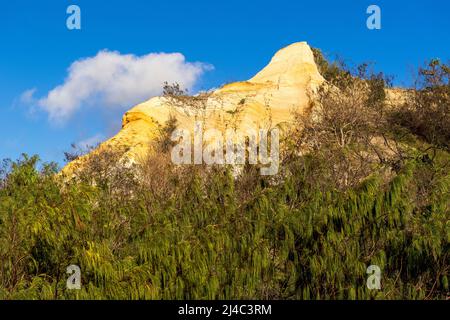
[0,0,449,165]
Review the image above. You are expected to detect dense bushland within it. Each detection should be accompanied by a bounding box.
[0,54,448,300]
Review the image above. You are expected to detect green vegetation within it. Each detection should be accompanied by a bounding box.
[0,55,448,300]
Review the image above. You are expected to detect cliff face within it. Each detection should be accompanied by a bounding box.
[62,42,324,175]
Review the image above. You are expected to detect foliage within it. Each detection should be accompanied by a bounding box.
[312,48,349,83]
[0,56,448,300]
[294,55,399,190]
[390,59,450,150]
[0,147,447,299]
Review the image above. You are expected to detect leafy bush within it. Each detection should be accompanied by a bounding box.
[0,56,448,300]
[0,146,447,299]
[390,60,450,150]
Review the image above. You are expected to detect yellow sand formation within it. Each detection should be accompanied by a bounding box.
[62,42,324,175]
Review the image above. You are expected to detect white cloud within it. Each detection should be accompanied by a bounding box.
[20,88,37,104]
[28,50,212,124]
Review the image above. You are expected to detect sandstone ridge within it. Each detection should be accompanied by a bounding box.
[63,41,325,175]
